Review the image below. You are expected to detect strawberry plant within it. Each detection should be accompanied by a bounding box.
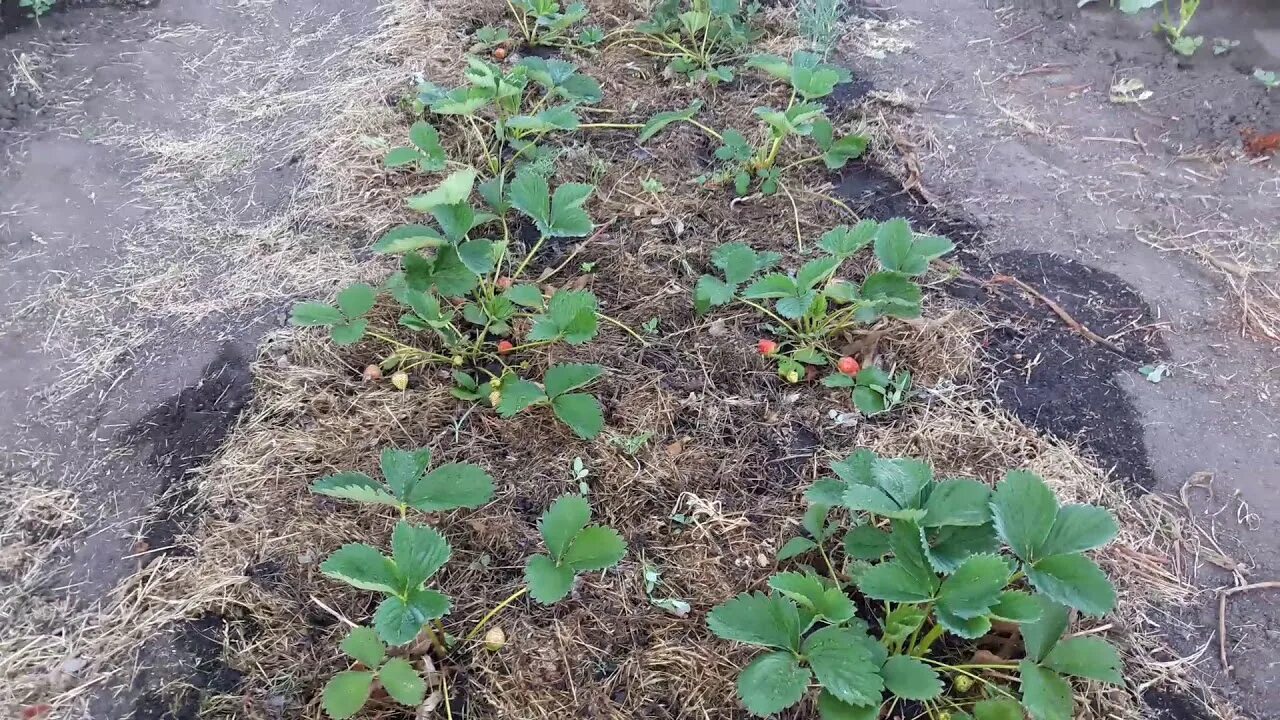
[640,50,867,196]
[505,0,603,51]
[322,627,426,720]
[694,219,953,382]
[823,365,913,417]
[627,0,762,85]
[290,283,378,346]
[310,452,626,717]
[713,451,1124,719]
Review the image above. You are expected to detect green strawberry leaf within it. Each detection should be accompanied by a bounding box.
[638,99,703,143]
[803,626,885,707]
[707,592,801,651]
[989,590,1043,623]
[822,133,868,169]
[378,657,426,706]
[373,589,450,646]
[503,283,544,308]
[562,525,626,571]
[1026,553,1116,616]
[529,289,598,344]
[525,553,576,604]
[407,167,477,212]
[1019,661,1073,720]
[1020,595,1070,662]
[384,147,422,168]
[336,283,377,319]
[380,447,433,499]
[741,273,798,299]
[816,691,880,720]
[880,605,926,643]
[1041,636,1123,684]
[935,605,992,639]
[737,651,811,717]
[921,478,992,527]
[856,560,935,603]
[843,524,891,560]
[1039,504,1118,557]
[777,536,818,561]
[339,626,384,668]
[311,472,397,507]
[290,301,344,327]
[872,458,932,510]
[881,655,943,700]
[322,671,374,720]
[321,544,400,594]
[330,320,367,346]
[923,524,1000,573]
[990,469,1059,562]
[390,522,451,590]
[712,242,764,285]
[972,699,1025,720]
[936,553,1011,619]
[544,363,604,397]
[374,224,448,254]
[695,275,735,314]
[540,495,592,561]
[819,221,877,258]
[497,378,548,417]
[767,572,855,624]
[405,463,495,512]
[551,392,605,439]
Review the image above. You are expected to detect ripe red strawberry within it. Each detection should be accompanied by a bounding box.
[495,277,513,290]
[838,356,860,376]
[757,339,778,356]
[497,340,515,354]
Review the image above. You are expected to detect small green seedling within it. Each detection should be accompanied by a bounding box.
[1114,0,1202,55]
[322,626,426,719]
[525,494,627,603]
[19,0,56,18]
[695,219,953,377]
[310,447,495,516]
[715,451,1124,718]
[824,365,913,416]
[630,0,762,85]
[1254,68,1279,90]
[290,283,378,346]
[506,0,601,50]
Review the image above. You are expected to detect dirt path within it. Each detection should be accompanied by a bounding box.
[854,1,1279,716]
[1,0,375,713]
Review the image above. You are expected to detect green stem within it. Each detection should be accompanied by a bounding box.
[686,119,723,142]
[739,299,800,336]
[456,586,530,652]
[598,312,650,346]
[578,122,645,130]
[913,623,945,657]
[511,234,548,279]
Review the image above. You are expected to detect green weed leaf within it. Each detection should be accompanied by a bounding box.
[551,393,605,439]
[1041,636,1123,684]
[525,554,576,604]
[390,522,451,590]
[311,472,398,507]
[882,655,942,700]
[707,592,801,651]
[804,625,885,707]
[1039,504,1118,557]
[379,657,426,706]
[990,469,1058,562]
[339,626,384,668]
[322,671,374,719]
[321,544,400,594]
[1019,661,1073,720]
[1026,553,1116,616]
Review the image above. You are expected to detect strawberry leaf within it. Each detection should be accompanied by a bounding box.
[921,478,992,527]
[321,544,400,594]
[803,626,885,707]
[707,592,802,651]
[311,472,397,507]
[638,99,703,143]
[1019,661,1073,720]
[539,495,592,561]
[819,221,877,258]
[882,655,942,700]
[390,522,451,590]
[322,671,374,720]
[936,553,1010,619]
[1026,553,1116,616]
[497,378,548,417]
[407,167,477,212]
[989,590,1043,623]
[990,469,1059,562]
[339,626,384,668]
[1020,595,1070,662]
[737,651,810,717]
[529,289,598,344]
[290,301,344,327]
[973,699,1025,720]
[374,224,447,254]
[547,182,595,237]
[336,284,377,319]
[380,448,433,499]
[563,525,626,571]
[379,657,426,706]
[525,554,576,604]
[1039,504,1118,557]
[544,363,604,397]
[768,572,855,624]
[405,463,495,512]
[695,275,735,314]
[1041,636,1123,684]
[551,393,605,439]
[816,691,880,720]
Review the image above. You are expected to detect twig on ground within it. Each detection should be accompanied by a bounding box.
[987,274,1131,357]
[1218,581,1280,674]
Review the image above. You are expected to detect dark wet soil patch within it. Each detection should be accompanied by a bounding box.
[125,343,253,555]
[1143,689,1217,720]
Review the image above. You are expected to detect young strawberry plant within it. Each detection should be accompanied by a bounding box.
[322,627,426,720]
[505,0,603,51]
[713,450,1124,719]
[694,219,953,383]
[311,452,626,717]
[823,364,913,417]
[640,50,867,196]
[626,0,762,85]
